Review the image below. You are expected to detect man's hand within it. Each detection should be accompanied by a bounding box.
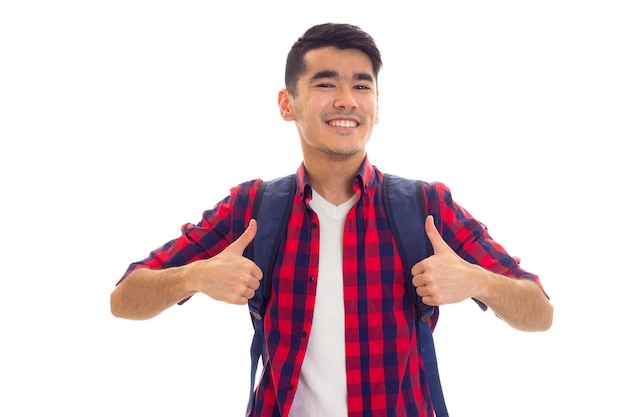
[410,215,480,306]
[189,219,263,305]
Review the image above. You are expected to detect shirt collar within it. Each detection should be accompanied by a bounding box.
[294,155,376,203]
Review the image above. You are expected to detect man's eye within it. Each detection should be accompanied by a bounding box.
[354,85,371,90]
[317,83,334,88]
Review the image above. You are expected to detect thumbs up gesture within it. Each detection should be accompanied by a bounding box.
[190,220,263,305]
[410,216,480,306]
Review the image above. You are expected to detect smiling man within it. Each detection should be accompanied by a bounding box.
[279,46,379,205]
[111,23,552,417]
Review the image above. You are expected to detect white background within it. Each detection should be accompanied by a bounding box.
[1,1,624,415]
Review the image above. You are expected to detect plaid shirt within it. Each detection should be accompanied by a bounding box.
[121,156,542,417]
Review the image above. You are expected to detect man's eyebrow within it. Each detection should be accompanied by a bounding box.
[309,70,374,83]
[354,72,374,82]
[310,70,339,81]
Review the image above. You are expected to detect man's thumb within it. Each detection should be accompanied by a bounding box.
[225,219,257,255]
[425,215,449,254]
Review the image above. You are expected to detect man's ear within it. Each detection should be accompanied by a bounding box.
[278,89,295,121]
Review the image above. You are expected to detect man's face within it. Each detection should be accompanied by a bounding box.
[279,47,379,161]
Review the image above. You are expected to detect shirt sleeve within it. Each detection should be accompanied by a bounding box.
[422,181,547,310]
[116,179,261,288]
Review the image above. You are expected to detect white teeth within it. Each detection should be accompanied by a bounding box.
[328,120,357,128]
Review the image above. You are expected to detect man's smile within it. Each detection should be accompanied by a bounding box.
[327,118,359,128]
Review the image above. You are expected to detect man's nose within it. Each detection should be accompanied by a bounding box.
[333,86,357,110]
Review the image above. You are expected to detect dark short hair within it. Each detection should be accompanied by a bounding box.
[285,23,382,96]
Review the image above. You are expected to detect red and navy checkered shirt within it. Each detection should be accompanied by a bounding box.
[121,156,543,417]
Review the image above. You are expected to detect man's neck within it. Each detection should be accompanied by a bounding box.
[303,152,365,205]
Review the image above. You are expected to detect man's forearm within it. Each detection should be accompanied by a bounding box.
[475,269,553,332]
[110,266,197,320]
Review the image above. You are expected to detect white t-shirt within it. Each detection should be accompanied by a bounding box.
[289,190,356,417]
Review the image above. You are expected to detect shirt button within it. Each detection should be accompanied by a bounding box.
[301,331,308,337]
[288,384,295,391]
[308,276,315,282]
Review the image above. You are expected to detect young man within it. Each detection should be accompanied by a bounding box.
[111,23,553,417]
